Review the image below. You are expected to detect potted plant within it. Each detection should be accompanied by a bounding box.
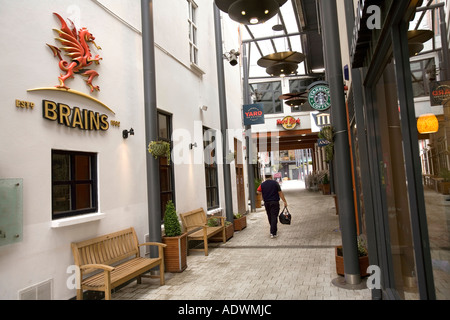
[210,219,234,242]
[335,237,369,277]
[255,178,262,208]
[161,200,187,273]
[318,126,334,162]
[148,140,171,164]
[438,168,450,195]
[322,173,331,195]
[233,213,247,231]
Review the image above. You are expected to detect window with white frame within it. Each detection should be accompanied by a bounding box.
[187,0,198,65]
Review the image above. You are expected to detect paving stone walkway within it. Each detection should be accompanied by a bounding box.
[112,180,372,300]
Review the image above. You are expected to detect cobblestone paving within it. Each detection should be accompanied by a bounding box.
[112,180,372,300]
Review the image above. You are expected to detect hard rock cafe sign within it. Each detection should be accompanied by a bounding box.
[277,116,300,130]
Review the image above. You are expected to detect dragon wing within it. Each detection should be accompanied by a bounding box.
[52,12,84,60]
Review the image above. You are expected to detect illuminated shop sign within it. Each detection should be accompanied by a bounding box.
[277,116,300,130]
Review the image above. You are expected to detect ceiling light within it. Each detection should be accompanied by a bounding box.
[266,62,298,77]
[215,0,287,25]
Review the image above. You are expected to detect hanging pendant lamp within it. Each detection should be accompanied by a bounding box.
[285,97,308,107]
[215,0,287,25]
[257,51,305,77]
[266,62,298,77]
[417,113,439,134]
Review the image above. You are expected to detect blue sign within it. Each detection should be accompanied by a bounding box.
[318,139,330,147]
[243,104,265,126]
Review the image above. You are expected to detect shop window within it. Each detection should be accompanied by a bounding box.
[410,57,435,98]
[203,127,219,210]
[51,150,97,220]
[187,0,198,66]
[249,81,282,114]
[289,78,316,112]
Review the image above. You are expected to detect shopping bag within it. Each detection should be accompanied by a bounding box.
[279,207,291,225]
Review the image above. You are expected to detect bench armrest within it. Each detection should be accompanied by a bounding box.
[80,264,115,272]
[138,242,167,258]
[138,242,167,248]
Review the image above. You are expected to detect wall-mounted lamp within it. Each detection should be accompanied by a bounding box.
[223,49,240,66]
[122,128,134,139]
[189,142,197,149]
[200,105,208,111]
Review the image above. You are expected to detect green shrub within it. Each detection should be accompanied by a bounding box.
[163,200,181,237]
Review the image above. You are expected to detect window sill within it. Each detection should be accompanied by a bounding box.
[190,62,205,76]
[50,212,106,228]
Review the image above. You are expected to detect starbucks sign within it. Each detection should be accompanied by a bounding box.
[308,84,331,111]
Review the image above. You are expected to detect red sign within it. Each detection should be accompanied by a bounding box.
[47,13,103,93]
[277,116,300,130]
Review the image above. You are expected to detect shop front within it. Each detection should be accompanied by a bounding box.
[348,0,449,299]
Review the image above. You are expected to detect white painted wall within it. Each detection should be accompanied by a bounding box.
[0,0,244,300]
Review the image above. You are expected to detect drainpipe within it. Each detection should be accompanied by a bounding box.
[141,0,162,258]
[319,0,361,285]
[242,43,256,212]
[214,5,234,222]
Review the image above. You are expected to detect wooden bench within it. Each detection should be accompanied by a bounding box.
[180,208,226,256]
[71,227,166,300]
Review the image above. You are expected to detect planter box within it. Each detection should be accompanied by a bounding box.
[439,181,450,195]
[211,223,234,242]
[255,193,262,208]
[234,216,247,231]
[335,246,369,277]
[162,233,187,273]
[322,183,331,195]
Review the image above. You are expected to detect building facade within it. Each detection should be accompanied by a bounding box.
[0,0,245,300]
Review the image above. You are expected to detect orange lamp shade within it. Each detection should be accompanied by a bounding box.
[417,113,439,134]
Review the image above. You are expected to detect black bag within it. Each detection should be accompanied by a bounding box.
[279,207,291,225]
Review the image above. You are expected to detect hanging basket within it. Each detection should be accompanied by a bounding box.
[148,140,171,163]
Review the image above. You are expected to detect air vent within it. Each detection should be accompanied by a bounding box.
[18,279,53,300]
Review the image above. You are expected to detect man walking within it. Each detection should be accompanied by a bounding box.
[257,174,288,238]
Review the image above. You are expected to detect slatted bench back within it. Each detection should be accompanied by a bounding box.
[71,227,140,274]
[180,208,206,232]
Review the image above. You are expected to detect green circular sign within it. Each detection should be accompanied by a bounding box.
[308,85,331,111]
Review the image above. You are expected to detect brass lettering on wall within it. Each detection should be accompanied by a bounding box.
[16,99,35,109]
[43,100,109,131]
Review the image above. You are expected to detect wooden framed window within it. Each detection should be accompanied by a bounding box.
[203,127,219,210]
[51,150,97,220]
[187,0,199,65]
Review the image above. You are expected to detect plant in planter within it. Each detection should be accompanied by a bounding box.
[162,200,187,273]
[335,237,369,277]
[148,140,171,164]
[438,168,450,194]
[210,219,234,242]
[318,126,334,162]
[322,173,331,195]
[233,213,247,231]
[255,178,262,208]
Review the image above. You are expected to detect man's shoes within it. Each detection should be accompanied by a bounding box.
[270,234,278,239]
